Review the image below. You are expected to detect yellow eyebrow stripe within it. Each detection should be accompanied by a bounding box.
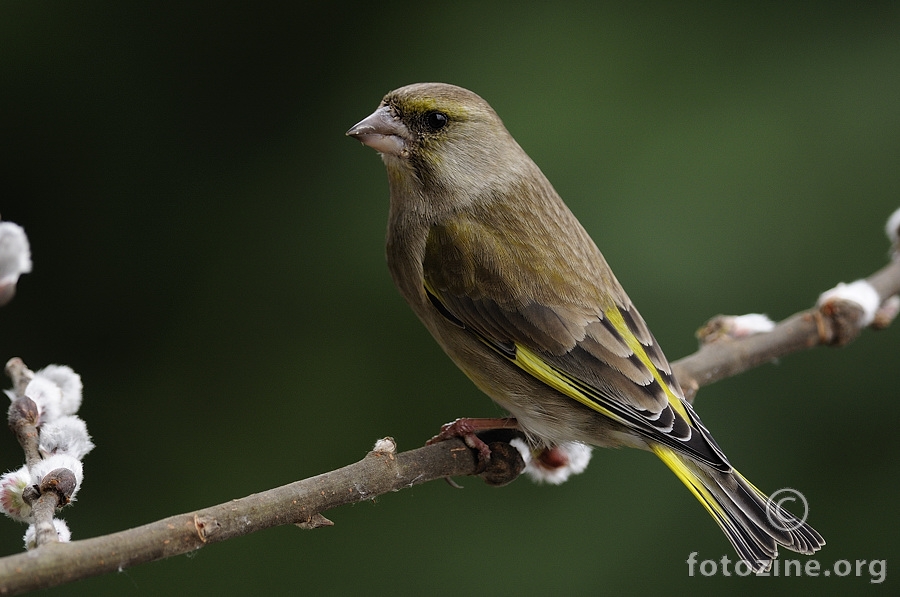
[602,307,691,422]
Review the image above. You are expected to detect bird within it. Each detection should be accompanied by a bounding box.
[346,82,824,571]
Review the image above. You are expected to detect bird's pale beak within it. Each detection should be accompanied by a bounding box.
[346,106,407,156]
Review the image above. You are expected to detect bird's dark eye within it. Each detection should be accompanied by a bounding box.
[425,111,448,131]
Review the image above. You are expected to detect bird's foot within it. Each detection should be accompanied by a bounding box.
[426,417,520,469]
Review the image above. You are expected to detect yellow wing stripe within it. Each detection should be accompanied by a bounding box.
[424,278,691,433]
[602,307,691,422]
[514,344,631,427]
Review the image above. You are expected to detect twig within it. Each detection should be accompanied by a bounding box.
[28,494,61,548]
[4,358,32,398]
[6,395,40,470]
[0,437,524,595]
[672,257,900,401]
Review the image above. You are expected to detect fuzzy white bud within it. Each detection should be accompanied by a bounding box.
[0,221,32,305]
[818,279,881,326]
[510,439,593,485]
[726,313,776,337]
[23,518,71,549]
[23,376,63,423]
[34,365,83,417]
[0,466,34,522]
[39,416,95,460]
[371,437,397,454]
[22,365,83,424]
[885,207,900,246]
[30,454,84,502]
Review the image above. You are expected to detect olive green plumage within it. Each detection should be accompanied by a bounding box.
[347,82,824,571]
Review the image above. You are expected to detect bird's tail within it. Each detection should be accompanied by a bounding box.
[651,444,825,572]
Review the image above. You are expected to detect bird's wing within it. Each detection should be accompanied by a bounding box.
[423,214,730,472]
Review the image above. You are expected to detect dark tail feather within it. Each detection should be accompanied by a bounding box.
[652,444,825,572]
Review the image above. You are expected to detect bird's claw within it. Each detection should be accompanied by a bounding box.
[426,417,519,470]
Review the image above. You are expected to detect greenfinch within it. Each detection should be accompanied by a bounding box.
[347,82,823,571]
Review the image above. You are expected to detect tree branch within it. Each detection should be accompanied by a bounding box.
[1,229,898,595]
[0,437,526,595]
[672,257,900,400]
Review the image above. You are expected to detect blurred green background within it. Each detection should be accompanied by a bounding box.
[2,1,898,594]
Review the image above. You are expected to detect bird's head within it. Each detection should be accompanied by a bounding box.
[347,83,532,209]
